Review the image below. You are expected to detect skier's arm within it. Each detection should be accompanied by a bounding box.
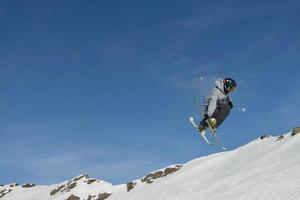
[206,89,219,117]
[228,96,233,109]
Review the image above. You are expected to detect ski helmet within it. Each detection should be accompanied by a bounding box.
[223,78,237,93]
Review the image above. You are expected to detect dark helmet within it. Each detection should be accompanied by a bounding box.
[223,78,237,93]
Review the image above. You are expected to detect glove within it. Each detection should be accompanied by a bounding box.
[204,114,210,120]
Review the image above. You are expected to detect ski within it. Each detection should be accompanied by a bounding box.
[191,95,226,150]
[189,117,212,145]
[189,116,227,150]
[206,119,227,150]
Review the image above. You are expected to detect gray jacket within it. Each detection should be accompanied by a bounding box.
[205,79,233,117]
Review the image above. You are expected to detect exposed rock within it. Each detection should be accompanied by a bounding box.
[22,183,35,188]
[87,195,96,200]
[277,135,284,141]
[164,165,182,176]
[67,182,77,190]
[85,179,97,185]
[66,194,80,200]
[66,181,73,186]
[61,183,76,193]
[0,184,3,187]
[50,184,65,196]
[259,135,270,140]
[291,127,300,136]
[126,182,137,192]
[142,171,165,183]
[9,183,19,187]
[153,171,164,179]
[97,192,111,200]
[141,165,183,184]
[141,173,156,183]
[84,193,112,200]
[51,181,78,195]
[73,174,89,182]
[0,189,6,198]
[0,189,12,198]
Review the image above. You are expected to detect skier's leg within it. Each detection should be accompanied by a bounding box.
[212,103,231,127]
[198,105,209,132]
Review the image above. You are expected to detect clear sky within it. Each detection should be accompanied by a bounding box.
[1,0,300,185]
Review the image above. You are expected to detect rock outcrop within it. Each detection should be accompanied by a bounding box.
[0,188,13,198]
[98,192,111,200]
[141,164,183,184]
[22,183,35,188]
[292,127,300,136]
[66,194,80,200]
[126,182,137,192]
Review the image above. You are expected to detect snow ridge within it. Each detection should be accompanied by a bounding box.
[1,132,300,200]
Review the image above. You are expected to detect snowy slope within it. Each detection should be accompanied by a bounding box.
[1,133,300,200]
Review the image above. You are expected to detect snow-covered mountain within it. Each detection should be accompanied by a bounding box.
[1,131,300,200]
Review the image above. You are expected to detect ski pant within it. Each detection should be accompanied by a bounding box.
[200,103,232,128]
[211,103,231,127]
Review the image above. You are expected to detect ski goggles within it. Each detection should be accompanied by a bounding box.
[228,86,236,92]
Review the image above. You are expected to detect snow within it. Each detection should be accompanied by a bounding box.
[1,133,300,200]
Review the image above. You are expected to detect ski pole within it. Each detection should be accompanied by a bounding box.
[199,76,205,107]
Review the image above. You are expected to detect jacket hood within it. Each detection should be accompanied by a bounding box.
[215,79,226,94]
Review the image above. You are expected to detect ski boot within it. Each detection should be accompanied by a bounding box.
[197,124,206,134]
[207,118,217,132]
[197,121,208,134]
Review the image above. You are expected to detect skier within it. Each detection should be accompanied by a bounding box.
[198,78,237,133]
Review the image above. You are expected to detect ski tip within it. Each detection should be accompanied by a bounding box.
[189,116,194,121]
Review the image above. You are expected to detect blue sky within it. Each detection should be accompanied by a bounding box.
[1,0,300,185]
